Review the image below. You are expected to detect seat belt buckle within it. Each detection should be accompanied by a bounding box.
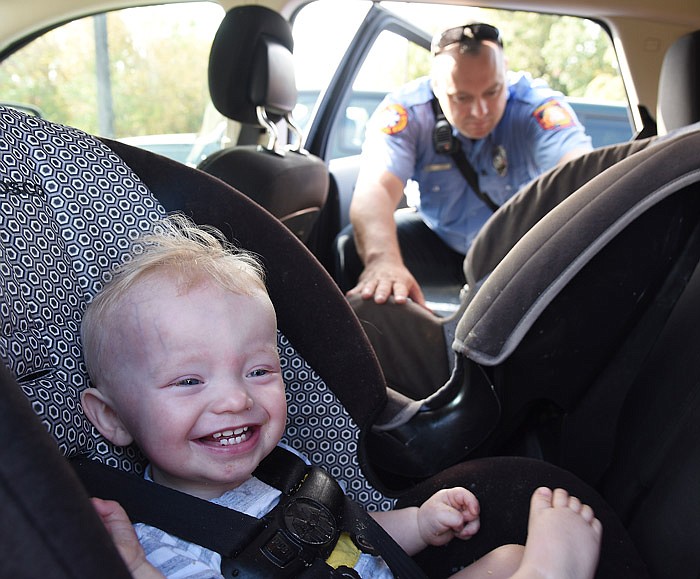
[222,469,343,578]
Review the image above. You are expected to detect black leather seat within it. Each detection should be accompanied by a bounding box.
[198,5,329,245]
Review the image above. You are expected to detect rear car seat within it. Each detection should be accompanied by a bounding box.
[199,6,330,249]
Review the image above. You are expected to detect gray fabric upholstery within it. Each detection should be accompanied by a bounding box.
[455,123,700,365]
[462,136,655,289]
[657,30,700,134]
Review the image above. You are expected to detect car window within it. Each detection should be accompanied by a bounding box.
[292,0,633,160]
[0,2,225,165]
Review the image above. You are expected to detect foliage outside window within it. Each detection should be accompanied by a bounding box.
[0,3,223,139]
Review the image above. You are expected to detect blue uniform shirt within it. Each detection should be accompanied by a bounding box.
[361,73,592,253]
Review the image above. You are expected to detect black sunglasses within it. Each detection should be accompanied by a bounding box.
[431,23,503,54]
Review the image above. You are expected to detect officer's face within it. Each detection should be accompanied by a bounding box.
[431,42,508,140]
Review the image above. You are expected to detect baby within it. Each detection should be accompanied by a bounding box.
[81,215,601,579]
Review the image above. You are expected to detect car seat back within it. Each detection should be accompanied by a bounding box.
[453,123,700,576]
[600,248,700,578]
[199,5,329,246]
[657,29,700,134]
[0,105,395,510]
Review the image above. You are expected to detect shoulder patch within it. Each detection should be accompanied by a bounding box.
[533,100,575,130]
[378,103,409,135]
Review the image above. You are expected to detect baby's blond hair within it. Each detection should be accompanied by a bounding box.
[81,213,266,387]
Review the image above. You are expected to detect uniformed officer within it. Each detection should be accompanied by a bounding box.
[337,22,592,307]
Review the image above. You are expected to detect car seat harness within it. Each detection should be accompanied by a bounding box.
[72,446,428,578]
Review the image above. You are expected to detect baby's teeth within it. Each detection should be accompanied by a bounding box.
[212,426,249,445]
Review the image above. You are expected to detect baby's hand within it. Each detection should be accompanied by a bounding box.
[417,487,481,547]
[91,497,165,579]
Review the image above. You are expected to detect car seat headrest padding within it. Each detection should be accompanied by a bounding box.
[658,30,700,134]
[455,124,700,366]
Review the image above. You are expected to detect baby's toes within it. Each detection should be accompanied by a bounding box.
[551,488,571,508]
[567,494,583,514]
[579,503,596,524]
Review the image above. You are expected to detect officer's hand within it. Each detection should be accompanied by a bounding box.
[347,259,426,307]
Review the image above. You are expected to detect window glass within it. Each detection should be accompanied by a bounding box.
[292,0,372,93]
[383,3,627,102]
[292,0,632,160]
[0,2,224,164]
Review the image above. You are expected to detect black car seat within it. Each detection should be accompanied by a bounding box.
[451,122,700,577]
[0,105,648,578]
[198,5,329,247]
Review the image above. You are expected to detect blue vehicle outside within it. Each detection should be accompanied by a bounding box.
[107,91,634,166]
[565,97,634,147]
[295,89,634,160]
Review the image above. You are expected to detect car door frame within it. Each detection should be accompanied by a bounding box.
[298,3,431,249]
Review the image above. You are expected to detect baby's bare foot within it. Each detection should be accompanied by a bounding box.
[512,487,602,579]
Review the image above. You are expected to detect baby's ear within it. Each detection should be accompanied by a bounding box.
[80,387,134,447]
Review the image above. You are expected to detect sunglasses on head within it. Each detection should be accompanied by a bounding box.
[431,23,503,54]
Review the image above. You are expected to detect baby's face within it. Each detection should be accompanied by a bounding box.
[104,274,286,499]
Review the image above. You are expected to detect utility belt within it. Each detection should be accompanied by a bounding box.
[73,446,427,579]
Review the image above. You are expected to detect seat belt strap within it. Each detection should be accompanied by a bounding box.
[72,454,263,557]
[72,446,429,578]
[430,97,500,213]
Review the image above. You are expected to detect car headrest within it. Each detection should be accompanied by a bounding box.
[454,123,700,365]
[208,5,297,125]
[657,29,700,134]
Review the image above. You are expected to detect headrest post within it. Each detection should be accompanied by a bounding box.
[256,105,280,152]
[285,113,307,155]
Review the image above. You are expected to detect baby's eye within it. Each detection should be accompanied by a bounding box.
[248,368,269,378]
[173,377,202,387]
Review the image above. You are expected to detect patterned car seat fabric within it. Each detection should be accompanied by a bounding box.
[0,107,164,471]
[0,105,393,511]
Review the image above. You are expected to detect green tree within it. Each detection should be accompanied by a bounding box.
[0,3,222,138]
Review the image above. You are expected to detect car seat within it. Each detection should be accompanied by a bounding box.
[0,105,648,578]
[656,29,700,134]
[198,5,329,248]
[451,122,700,578]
